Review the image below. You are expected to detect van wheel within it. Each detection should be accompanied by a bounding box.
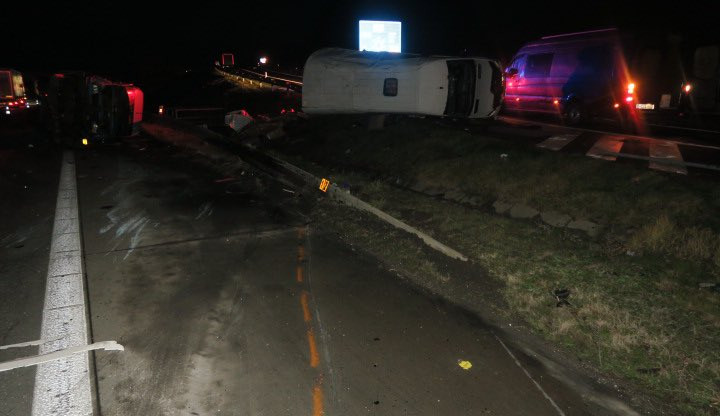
[565,103,585,125]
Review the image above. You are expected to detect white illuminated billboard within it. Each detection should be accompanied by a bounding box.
[359,20,402,53]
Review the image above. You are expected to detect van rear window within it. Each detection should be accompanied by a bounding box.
[525,53,554,77]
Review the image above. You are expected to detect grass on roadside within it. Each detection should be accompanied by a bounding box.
[269,115,720,415]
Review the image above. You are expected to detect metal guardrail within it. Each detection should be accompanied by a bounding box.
[216,66,303,91]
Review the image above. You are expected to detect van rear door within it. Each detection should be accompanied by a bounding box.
[444,60,476,117]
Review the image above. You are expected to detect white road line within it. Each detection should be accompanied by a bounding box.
[536,134,580,151]
[500,116,720,150]
[586,136,624,161]
[649,141,688,175]
[494,335,566,416]
[32,151,93,416]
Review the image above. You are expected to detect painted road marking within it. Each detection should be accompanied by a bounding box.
[306,328,320,368]
[586,135,624,161]
[296,227,325,415]
[500,115,720,151]
[536,134,579,151]
[649,140,688,175]
[300,291,312,323]
[313,381,324,416]
[494,335,566,416]
[32,151,93,416]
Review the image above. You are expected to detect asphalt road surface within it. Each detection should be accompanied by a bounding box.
[0,137,629,415]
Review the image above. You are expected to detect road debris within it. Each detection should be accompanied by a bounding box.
[214,176,236,183]
[553,289,571,307]
[699,282,719,292]
[458,360,473,370]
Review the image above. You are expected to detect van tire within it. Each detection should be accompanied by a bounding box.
[564,102,585,125]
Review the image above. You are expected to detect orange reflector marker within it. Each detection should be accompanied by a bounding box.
[319,178,330,192]
[613,103,620,108]
[82,138,88,146]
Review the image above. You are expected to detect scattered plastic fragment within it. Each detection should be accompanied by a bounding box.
[699,282,719,292]
[458,360,472,370]
[214,177,235,183]
[553,289,571,307]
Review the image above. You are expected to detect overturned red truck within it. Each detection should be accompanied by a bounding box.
[47,72,143,144]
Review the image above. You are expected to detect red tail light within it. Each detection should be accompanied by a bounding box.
[627,83,635,95]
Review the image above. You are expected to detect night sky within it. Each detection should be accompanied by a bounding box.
[2,1,716,82]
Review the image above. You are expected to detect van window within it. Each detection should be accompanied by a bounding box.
[508,55,525,72]
[383,78,398,96]
[525,53,554,77]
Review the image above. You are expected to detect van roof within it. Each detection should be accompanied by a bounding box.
[541,28,618,40]
[517,28,621,54]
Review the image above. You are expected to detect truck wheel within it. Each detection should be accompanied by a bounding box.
[565,102,585,125]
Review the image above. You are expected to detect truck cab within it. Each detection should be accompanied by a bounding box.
[1,69,28,116]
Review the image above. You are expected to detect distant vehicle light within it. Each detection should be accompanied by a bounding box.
[613,103,620,108]
[553,99,559,105]
[82,138,88,146]
[684,84,692,93]
[627,83,635,94]
[259,57,268,64]
[515,97,520,102]
[625,96,633,102]
[158,105,164,115]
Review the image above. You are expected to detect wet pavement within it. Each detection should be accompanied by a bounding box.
[0,138,630,415]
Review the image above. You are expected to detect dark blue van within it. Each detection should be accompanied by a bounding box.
[502,28,720,126]
[503,29,639,124]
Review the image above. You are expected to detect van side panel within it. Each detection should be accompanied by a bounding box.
[301,59,355,113]
[351,67,419,113]
[302,48,500,118]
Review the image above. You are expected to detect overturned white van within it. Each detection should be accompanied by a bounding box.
[302,48,504,119]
